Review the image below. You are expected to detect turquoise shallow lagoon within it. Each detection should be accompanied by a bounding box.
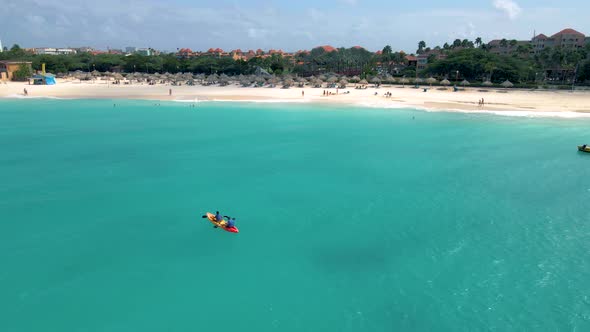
[1,99,590,331]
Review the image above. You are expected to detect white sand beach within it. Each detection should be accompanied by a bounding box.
[2,79,590,115]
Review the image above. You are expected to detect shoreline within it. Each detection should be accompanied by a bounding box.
[2,80,590,118]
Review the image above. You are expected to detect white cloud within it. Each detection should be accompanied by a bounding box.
[493,0,522,20]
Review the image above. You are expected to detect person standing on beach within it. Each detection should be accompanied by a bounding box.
[23,88,28,96]
[302,91,304,97]
[169,89,172,96]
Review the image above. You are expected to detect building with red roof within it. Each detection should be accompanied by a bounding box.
[318,45,337,52]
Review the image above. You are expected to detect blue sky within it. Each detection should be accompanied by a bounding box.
[0,0,588,53]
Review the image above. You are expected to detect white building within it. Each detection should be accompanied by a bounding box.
[35,48,77,55]
[0,39,3,52]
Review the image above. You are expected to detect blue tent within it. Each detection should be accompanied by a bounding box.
[32,73,56,85]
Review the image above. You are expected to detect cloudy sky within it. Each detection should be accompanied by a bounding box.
[0,0,588,53]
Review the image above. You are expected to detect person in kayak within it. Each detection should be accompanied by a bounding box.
[201,211,223,221]
[226,217,236,228]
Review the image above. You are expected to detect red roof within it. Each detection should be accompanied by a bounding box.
[178,48,193,53]
[214,48,223,53]
[256,49,264,54]
[317,45,337,52]
[207,48,215,53]
[533,34,548,39]
[552,28,584,37]
[405,55,417,61]
[352,46,364,49]
[375,50,382,55]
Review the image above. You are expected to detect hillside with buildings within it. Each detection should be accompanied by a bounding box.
[1,28,590,86]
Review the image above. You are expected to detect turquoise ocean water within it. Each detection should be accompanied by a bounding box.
[1,99,590,331]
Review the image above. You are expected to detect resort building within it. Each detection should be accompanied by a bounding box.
[488,28,587,55]
[0,61,33,81]
[35,48,77,55]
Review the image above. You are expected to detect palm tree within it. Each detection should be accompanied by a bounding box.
[475,37,482,48]
[418,41,426,54]
[443,43,450,50]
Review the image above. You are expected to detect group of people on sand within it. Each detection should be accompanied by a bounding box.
[478,98,485,107]
[384,92,392,98]
[323,89,338,96]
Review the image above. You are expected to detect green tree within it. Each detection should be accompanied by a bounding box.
[12,64,33,81]
[382,45,392,55]
[475,37,482,48]
[452,39,462,48]
[500,39,508,48]
[417,41,426,54]
[443,43,450,50]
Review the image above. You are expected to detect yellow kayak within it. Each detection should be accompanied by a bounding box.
[205,212,239,233]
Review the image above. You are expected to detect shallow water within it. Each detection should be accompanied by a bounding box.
[1,99,590,331]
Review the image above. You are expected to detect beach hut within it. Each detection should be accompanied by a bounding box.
[32,73,56,85]
[501,80,513,88]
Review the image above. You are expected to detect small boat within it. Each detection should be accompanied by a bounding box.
[205,212,239,233]
[578,145,590,153]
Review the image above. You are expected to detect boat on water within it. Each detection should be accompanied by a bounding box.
[578,145,590,153]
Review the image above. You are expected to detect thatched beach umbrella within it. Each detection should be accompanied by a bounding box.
[426,77,438,86]
[351,76,361,83]
[312,79,323,88]
[240,79,251,87]
[269,76,279,87]
[359,79,368,85]
[501,80,513,88]
[441,79,451,86]
[283,78,294,88]
[339,79,348,89]
[297,77,307,87]
[384,75,395,84]
[399,77,410,87]
[255,76,266,86]
[327,76,338,84]
[482,80,493,86]
[370,77,381,86]
[460,79,470,86]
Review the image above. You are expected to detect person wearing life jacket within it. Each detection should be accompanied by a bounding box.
[225,217,236,229]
